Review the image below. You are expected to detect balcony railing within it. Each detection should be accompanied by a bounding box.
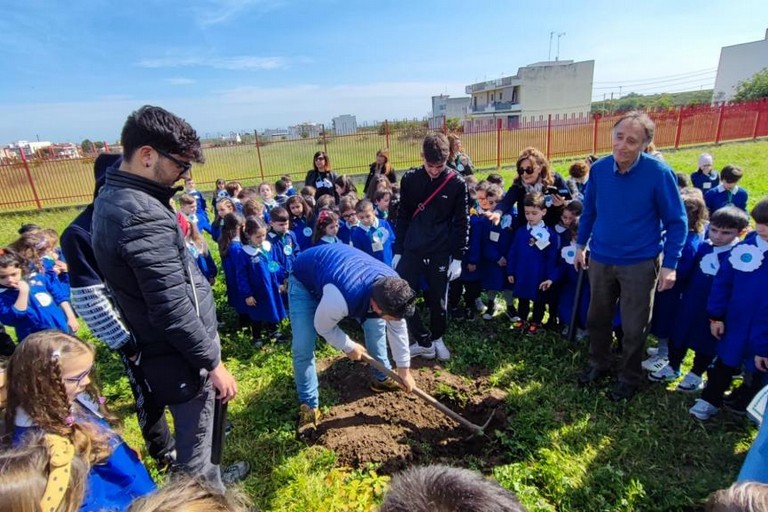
[469,101,521,114]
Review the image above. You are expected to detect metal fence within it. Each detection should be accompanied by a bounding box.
[2,100,767,212]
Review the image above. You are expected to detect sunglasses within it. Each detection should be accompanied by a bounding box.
[518,166,536,175]
[63,365,92,386]
[154,147,192,174]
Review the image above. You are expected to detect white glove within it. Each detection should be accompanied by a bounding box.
[392,254,401,270]
[447,259,462,281]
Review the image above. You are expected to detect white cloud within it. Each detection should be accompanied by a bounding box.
[137,55,287,70]
[191,0,285,26]
[164,78,197,85]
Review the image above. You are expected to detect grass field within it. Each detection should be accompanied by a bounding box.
[2,140,768,511]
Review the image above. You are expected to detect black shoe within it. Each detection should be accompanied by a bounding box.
[464,307,476,321]
[723,385,757,416]
[578,366,610,387]
[609,381,638,401]
[449,307,465,320]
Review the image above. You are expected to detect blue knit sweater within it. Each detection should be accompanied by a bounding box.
[577,153,687,269]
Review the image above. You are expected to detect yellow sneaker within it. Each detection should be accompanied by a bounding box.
[370,376,401,393]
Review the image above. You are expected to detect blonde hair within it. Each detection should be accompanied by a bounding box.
[6,331,113,464]
[706,482,768,511]
[0,433,88,512]
[128,476,251,512]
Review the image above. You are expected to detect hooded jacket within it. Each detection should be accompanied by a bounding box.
[91,166,220,371]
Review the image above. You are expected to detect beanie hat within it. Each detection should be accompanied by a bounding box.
[698,153,713,168]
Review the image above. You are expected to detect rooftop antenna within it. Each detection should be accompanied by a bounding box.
[556,32,566,61]
[548,31,554,61]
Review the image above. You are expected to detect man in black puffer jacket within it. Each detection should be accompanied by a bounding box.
[92,105,244,491]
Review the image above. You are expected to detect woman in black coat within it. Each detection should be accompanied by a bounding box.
[304,151,339,203]
[363,148,397,195]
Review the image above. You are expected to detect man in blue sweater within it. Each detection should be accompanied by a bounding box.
[574,111,687,401]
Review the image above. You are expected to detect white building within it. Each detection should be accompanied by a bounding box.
[332,114,357,135]
[429,95,470,129]
[463,60,594,132]
[288,123,323,139]
[3,140,53,158]
[713,28,768,103]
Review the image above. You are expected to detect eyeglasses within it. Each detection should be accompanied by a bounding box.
[342,212,356,219]
[315,155,326,161]
[63,365,92,386]
[518,166,535,175]
[154,147,192,174]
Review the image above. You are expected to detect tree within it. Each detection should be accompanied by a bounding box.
[81,139,94,153]
[94,141,104,150]
[733,68,768,102]
[446,117,463,133]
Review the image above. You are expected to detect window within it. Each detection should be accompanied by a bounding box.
[539,115,543,121]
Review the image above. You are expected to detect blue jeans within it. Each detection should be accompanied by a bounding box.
[288,275,391,409]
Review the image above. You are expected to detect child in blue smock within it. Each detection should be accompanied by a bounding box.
[267,206,300,285]
[645,189,706,374]
[8,331,154,511]
[479,184,515,320]
[351,200,396,266]
[180,215,217,284]
[690,197,768,421]
[555,222,590,341]
[313,210,342,246]
[184,178,212,235]
[704,164,748,216]
[218,213,249,329]
[506,192,559,335]
[690,153,719,193]
[548,201,582,331]
[287,196,315,253]
[237,216,287,347]
[448,183,485,320]
[0,249,78,343]
[649,206,750,392]
[338,198,359,245]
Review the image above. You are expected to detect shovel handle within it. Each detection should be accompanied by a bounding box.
[359,352,485,434]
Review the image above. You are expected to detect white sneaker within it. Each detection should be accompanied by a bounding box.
[648,363,680,383]
[676,372,704,393]
[474,298,488,314]
[576,328,588,342]
[433,338,451,361]
[646,346,658,357]
[409,343,436,359]
[642,355,669,373]
[689,398,719,421]
[482,311,494,320]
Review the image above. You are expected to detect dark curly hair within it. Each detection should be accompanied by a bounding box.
[121,105,204,164]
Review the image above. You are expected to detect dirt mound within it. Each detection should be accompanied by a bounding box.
[312,357,510,474]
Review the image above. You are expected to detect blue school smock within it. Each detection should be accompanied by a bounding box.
[268,229,300,280]
[221,240,248,314]
[670,241,735,357]
[479,216,513,291]
[705,184,748,215]
[188,189,212,234]
[708,236,768,371]
[650,231,702,339]
[691,169,719,193]
[292,216,314,253]
[13,396,155,512]
[187,242,217,282]
[338,221,357,245]
[555,242,591,329]
[506,223,559,301]
[462,212,484,282]
[350,218,396,266]
[0,272,69,341]
[236,243,287,323]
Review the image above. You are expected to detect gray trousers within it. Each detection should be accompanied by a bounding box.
[587,258,659,386]
[168,379,224,492]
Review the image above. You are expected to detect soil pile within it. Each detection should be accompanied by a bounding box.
[312,357,510,474]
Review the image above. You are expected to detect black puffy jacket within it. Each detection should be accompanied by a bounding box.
[92,167,220,371]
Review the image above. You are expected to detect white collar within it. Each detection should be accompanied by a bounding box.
[321,235,339,243]
[716,184,739,194]
[527,221,546,230]
[14,406,34,427]
[712,239,738,254]
[243,240,272,255]
[757,236,768,253]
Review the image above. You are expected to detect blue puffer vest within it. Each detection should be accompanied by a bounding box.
[293,244,397,320]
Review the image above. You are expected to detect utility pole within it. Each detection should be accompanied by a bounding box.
[556,32,566,61]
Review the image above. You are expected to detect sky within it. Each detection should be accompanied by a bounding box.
[1,0,767,143]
